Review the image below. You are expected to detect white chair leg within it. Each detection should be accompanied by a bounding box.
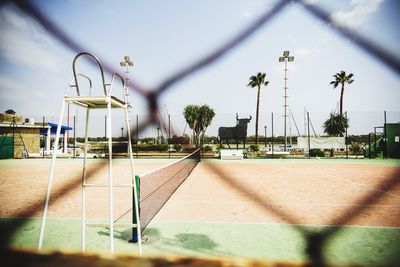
[107,98,114,254]
[81,108,90,252]
[38,100,66,250]
[124,108,142,255]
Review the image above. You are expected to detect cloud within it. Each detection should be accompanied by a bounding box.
[0,74,27,102]
[0,73,49,112]
[287,34,298,44]
[330,0,384,29]
[295,48,311,57]
[0,7,60,72]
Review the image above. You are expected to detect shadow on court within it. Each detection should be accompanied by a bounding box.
[98,228,132,242]
[142,228,238,258]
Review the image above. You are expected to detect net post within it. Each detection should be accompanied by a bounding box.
[129,175,140,243]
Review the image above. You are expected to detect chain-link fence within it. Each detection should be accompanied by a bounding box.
[1,0,399,266]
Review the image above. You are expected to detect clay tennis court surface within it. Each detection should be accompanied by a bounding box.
[1,158,399,227]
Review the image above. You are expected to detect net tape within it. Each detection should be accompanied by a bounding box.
[2,0,400,264]
[139,149,200,233]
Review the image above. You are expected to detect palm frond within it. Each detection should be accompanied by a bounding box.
[247,72,269,89]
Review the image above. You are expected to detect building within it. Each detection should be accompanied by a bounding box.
[385,123,400,158]
[0,112,72,159]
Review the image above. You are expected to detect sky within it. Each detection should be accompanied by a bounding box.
[0,0,399,138]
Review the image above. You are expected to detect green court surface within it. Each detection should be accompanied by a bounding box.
[3,217,400,266]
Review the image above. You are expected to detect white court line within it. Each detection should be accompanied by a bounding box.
[164,199,400,207]
[325,174,400,199]
[153,219,400,229]
[0,197,133,202]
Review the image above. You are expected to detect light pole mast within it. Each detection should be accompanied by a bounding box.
[279,51,294,152]
[120,56,134,113]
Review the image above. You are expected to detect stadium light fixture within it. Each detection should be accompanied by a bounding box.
[120,56,134,113]
[120,56,133,69]
[279,50,295,152]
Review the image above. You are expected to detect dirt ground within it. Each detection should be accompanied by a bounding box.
[0,158,399,228]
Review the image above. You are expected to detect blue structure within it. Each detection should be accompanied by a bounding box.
[40,122,73,152]
[40,122,73,135]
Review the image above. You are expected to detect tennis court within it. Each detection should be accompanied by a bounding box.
[1,157,399,266]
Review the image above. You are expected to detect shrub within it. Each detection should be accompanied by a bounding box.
[113,143,128,153]
[350,143,362,154]
[309,148,324,157]
[136,144,168,152]
[182,147,198,153]
[202,145,213,152]
[323,113,349,137]
[173,144,182,152]
[216,144,225,152]
[248,144,259,152]
[169,135,190,145]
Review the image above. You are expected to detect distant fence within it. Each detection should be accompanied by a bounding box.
[29,110,400,138]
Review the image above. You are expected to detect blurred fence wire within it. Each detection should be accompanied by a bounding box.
[2,0,400,265]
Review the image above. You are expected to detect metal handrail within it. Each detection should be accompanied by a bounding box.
[64,74,93,96]
[72,52,107,96]
[107,72,125,97]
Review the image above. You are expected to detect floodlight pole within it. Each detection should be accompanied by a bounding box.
[120,56,134,113]
[120,56,134,153]
[279,51,294,152]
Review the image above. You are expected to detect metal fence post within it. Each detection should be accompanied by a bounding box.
[136,114,139,158]
[383,110,387,159]
[345,111,348,159]
[307,112,310,159]
[168,114,171,159]
[73,115,76,158]
[271,112,274,159]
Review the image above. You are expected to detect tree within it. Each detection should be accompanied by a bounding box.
[323,112,349,157]
[247,72,269,144]
[330,71,354,115]
[183,104,216,148]
[323,112,349,137]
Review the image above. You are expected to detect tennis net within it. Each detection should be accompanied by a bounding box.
[137,148,201,233]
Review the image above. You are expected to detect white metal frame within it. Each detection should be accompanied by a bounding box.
[38,52,142,255]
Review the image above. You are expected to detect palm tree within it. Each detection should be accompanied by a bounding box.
[330,71,354,115]
[323,112,349,157]
[323,112,349,137]
[247,72,269,144]
[183,104,215,148]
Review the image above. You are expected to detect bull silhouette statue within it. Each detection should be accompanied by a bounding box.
[218,114,252,149]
